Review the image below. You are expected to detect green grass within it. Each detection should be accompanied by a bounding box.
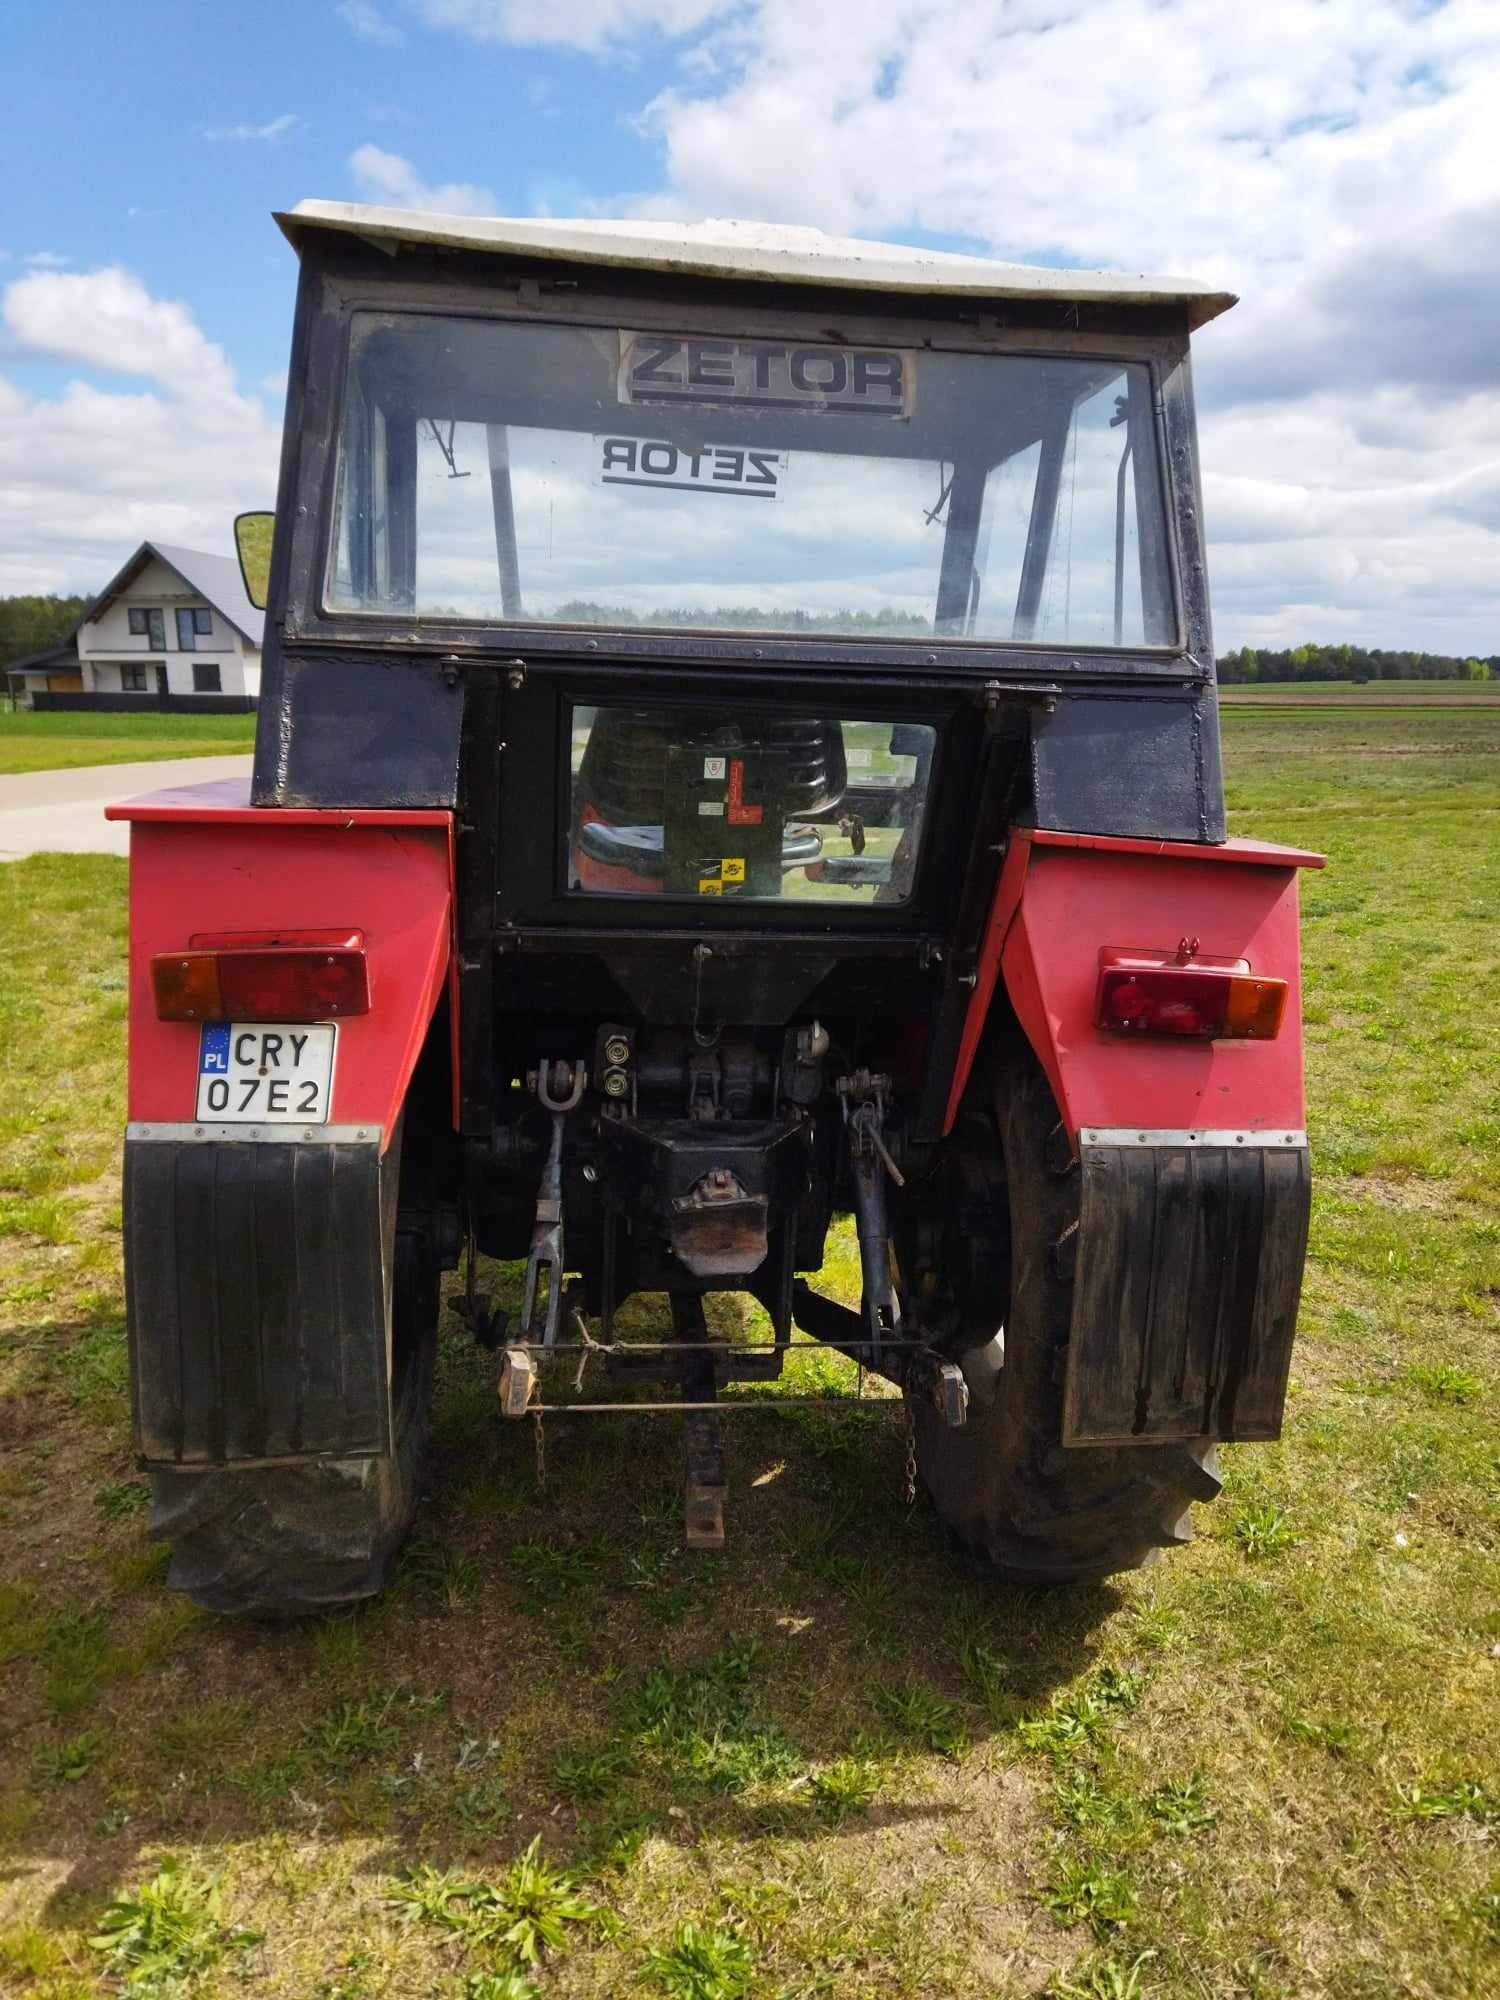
[0,706,1495,1997]
[1220,677,1499,702]
[0,708,256,774]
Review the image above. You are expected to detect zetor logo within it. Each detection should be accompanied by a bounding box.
[597,437,784,499]
[619,332,911,417]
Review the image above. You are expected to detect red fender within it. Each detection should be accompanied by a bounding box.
[107,777,456,1147]
[946,829,1325,1143]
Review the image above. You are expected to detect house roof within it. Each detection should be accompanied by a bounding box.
[276,203,1237,332]
[79,541,265,648]
[4,636,79,678]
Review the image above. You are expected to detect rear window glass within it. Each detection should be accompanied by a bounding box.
[326,313,1178,649]
[567,706,936,906]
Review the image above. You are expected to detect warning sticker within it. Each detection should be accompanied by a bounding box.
[697,799,725,817]
[726,758,762,827]
[696,856,747,894]
[703,756,727,779]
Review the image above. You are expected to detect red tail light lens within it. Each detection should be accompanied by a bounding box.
[1096,965,1286,1040]
[152,949,369,1022]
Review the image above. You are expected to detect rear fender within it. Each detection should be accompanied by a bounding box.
[948,829,1325,1447]
[108,780,455,1467]
[109,780,456,1138]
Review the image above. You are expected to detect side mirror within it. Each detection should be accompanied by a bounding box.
[234,511,275,611]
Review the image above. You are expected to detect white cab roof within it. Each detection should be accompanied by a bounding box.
[278,203,1235,331]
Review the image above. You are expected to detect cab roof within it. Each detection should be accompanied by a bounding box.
[277,202,1236,332]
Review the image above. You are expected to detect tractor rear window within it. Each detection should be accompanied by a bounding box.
[567,707,935,905]
[325,313,1177,650]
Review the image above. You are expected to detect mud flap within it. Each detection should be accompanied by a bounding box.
[124,1127,393,1466]
[1063,1134,1310,1446]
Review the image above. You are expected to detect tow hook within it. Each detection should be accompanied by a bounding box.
[519,1058,586,1346]
[903,1347,970,1429]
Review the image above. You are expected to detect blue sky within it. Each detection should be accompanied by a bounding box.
[3,0,1499,652]
[2,0,682,393]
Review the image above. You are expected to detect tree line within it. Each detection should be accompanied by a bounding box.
[549,601,932,634]
[0,594,91,670]
[1219,643,1494,683]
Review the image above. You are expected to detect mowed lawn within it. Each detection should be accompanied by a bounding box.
[0,712,256,777]
[0,708,1495,2000]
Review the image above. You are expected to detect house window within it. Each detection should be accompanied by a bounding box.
[176,609,196,650]
[192,662,222,693]
[193,608,212,635]
[120,665,148,692]
[128,607,167,648]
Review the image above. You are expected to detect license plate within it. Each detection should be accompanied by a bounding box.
[196,1023,337,1124]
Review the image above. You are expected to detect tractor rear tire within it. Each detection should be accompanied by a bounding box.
[912,1046,1222,1583]
[146,1228,439,1618]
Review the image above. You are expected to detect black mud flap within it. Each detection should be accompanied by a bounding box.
[124,1126,393,1466]
[1063,1134,1310,1445]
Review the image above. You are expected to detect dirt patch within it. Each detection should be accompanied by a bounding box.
[1341,1174,1455,1214]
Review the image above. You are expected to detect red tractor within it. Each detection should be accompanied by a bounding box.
[113,205,1319,1614]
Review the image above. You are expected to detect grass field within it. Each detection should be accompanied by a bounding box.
[0,712,256,777]
[0,707,1496,1999]
[1220,679,1497,703]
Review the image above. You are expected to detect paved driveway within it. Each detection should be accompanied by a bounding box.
[0,756,254,861]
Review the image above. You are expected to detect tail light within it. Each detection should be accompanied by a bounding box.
[152,930,369,1022]
[1095,957,1287,1040]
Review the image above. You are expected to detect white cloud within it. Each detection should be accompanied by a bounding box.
[339,0,405,44]
[626,0,1500,275]
[0,268,279,595]
[348,143,497,214]
[415,0,724,53]
[6,268,242,404]
[199,113,300,142]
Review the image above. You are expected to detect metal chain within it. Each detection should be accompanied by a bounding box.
[532,1408,547,1493]
[902,1397,917,1507]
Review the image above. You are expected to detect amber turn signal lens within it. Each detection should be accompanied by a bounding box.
[151,952,224,1021]
[1224,974,1288,1039]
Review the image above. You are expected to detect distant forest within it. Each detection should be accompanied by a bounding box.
[548,602,933,635]
[1219,643,1494,683]
[0,594,91,670]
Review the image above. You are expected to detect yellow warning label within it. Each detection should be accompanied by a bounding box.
[721,858,746,882]
[698,876,724,895]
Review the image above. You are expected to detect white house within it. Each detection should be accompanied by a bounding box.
[74,542,264,705]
